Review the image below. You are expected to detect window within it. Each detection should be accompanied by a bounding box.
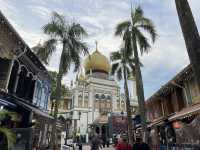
[35,82,42,106]
[95,100,99,108]
[85,92,89,99]
[117,101,120,109]
[78,92,82,98]
[84,100,88,108]
[95,94,99,99]
[101,94,105,99]
[107,102,111,108]
[107,95,111,100]
[78,99,82,107]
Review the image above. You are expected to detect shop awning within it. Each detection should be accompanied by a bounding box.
[15,99,54,120]
[0,93,53,120]
[148,117,165,128]
[169,103,200,121]
[0,98,17,108]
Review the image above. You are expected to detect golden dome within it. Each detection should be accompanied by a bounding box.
[84,50,111,74]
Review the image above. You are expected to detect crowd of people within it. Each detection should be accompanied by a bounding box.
[89,133,150,150]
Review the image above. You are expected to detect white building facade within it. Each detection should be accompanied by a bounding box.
[67,46,138,141]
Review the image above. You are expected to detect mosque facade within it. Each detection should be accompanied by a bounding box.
[59,44,138,141]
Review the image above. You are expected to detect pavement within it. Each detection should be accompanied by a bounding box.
[83,145,114,150]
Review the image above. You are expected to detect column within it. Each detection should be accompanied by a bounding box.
[74,88,79,108]
[13,66,21,94]
[82,86,85,107]
[5,59,14,92]
[112,91,117,111]
[89,86,94,122]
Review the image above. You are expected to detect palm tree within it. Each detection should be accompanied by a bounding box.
[33,12,88,150]
[110,48,136,145]
[0,111,16,150]
[115,6,157,140]
[175,0,200,91]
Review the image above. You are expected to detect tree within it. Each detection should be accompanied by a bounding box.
[115,6,157,140]
[48,71,69,115]
[48,71,69,100]
[33,12,88,150]
[175,0,200,91]
[110,48,136,145]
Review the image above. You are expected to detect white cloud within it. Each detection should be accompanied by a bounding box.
[28,5,51,21]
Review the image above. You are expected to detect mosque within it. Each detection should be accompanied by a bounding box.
[58,43,138,142]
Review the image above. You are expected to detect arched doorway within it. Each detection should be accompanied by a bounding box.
[95,126,100,134]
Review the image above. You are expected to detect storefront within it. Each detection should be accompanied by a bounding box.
[0,92,53,150]
[169,103,200,146]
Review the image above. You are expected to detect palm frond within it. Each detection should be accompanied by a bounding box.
[42,11,66,38]
[136,18,157,43]
[60,46,71,75]
[69,23,88,38]
[33,39,57,65]
[115,21,131,36]
[116,68,123,81]
[110,51,121,61]
[122,34,133,57]
[111,63,119,75]
[132,6,143,25]
[70,48,81,72]
[0,127,16,150]
[42,22,63,38]
[134,28,151,54]
[52,11,65,27]
[70,37,89,56]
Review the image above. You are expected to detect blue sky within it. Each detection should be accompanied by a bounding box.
[0,0,200,98]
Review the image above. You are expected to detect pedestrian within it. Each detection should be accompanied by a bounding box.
[90,133,102,150]
[116,136,131,150]
[106,138,110,147]
[132,136,150,150]
[102,134,106,148]
[113,135,118,147]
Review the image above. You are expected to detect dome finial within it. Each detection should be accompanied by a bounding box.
[95,40,98,52]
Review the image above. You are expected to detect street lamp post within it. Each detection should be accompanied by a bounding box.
[65,118,71,145]
[81,108,92,143]
[121,111,129,143]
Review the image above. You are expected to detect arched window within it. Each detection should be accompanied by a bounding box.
[95,94,99,99]
[107,95,111,100]
[101,94,105,100]
[16,66,28,98]
[35,81,42,106]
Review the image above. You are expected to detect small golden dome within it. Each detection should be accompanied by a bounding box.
[84,50,111,74]
[78,71,85,80]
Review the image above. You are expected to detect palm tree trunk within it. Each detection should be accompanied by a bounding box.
[123,68,133,146]
[51,45,65,150]
[132,36,147,142]
[175,0,200,92]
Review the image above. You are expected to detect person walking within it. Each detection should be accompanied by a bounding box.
[90,133,102,150]
[132,137,150,150]
[116,136,131,150]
